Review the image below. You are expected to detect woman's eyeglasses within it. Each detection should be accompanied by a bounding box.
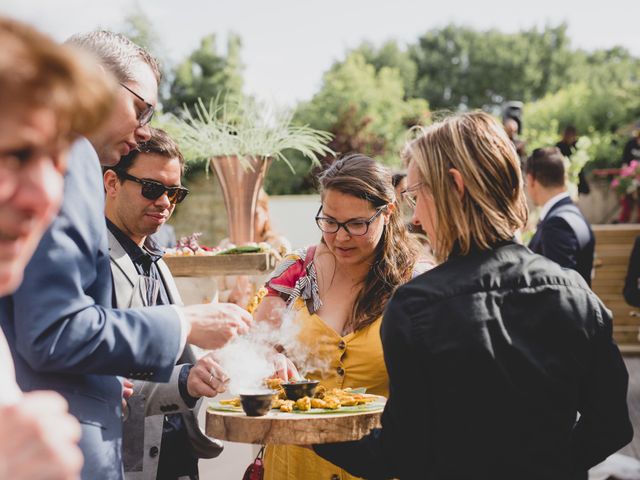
[120,83,155,127]
[401,182,424,208]
[315,205,387,236]
[118,171,189,204]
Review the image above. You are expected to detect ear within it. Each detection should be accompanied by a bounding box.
[448,168,465,199]
[383,203,395,225]
[103,169,120,198]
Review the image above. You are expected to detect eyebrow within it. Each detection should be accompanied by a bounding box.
[320,212,370,222]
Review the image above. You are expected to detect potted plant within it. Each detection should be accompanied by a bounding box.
[163,96,332,244]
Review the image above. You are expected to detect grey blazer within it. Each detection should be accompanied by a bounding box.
[107,230,223,480]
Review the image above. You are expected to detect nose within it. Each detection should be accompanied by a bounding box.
[410,209,421,228]
[12,156,63,229]
[154,191,172,209]
[135,123,152,143]
[335,225,352,241]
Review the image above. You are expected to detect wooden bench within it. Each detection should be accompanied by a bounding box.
[592,224,640,353]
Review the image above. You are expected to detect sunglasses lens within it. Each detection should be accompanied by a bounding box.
[141,182,165,200]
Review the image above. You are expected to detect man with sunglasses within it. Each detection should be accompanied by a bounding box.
[104,128,226,480]
[0,31,251,480]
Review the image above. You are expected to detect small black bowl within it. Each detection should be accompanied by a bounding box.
[282,380,320,401]
[239,390,275,417]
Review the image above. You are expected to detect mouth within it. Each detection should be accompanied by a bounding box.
[122,142,137,156]
[0,233,26,260]
[335,246,356,255]
[145,212,167,223]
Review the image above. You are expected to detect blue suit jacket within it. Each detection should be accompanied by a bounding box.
[0,138,182,480]
[528,196,595,286]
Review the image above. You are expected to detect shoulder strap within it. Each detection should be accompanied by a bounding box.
[303,245,316,270]
[547,204,592,250]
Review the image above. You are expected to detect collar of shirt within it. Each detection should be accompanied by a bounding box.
[539,191,570,222]
[105,218,164,270]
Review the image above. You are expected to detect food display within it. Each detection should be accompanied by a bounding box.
[215,378,381,415]
[164,232,273,257]
[207,379,386,444]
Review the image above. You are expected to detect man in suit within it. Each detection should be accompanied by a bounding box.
[526,146,595,285]
[0,31,252,480]
[104,128,226,480]
[0,16,117,480]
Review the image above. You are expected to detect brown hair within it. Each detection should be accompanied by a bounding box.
[112,127,185,175]
[525,147,566,188]
[403,111,528,263]
[318,154,420,331]
[0,16,115,138]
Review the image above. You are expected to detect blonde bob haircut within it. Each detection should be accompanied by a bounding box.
[402,111,528,263]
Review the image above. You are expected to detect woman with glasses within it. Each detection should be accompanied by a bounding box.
[254,154,420,480]
[313,112,632,480]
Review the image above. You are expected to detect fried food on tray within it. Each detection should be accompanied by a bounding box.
[313,385,326,399]
[310,398,327,409]
[295,396,311,411]
[279,400,295,413]
[217,385,379,413]
[265,377,284,390]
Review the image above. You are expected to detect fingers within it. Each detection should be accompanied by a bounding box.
[1,392,84,480]
[286,358,302,381]
[188,355,230,398]
[272,353,290,382]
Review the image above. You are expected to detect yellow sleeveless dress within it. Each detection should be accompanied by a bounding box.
[263,248,389,480]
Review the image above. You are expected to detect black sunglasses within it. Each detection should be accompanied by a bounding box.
[118,171,189,204]
[120,83,155,127]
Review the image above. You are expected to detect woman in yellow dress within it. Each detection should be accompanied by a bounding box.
[254,154,421,480]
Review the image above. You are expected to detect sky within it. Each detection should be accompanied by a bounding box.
[2,0,638,107]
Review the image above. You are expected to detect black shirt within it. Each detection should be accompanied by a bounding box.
[315,242,632,479]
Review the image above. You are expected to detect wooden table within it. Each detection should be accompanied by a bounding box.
[206,405,383,445]
[164,252,277,277]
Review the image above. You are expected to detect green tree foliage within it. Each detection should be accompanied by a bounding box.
[355,40,418,98]
[163,33,244,115]
[265,52,428,194]
[410,24,574,110]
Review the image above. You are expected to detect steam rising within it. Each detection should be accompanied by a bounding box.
[214,311,331,394]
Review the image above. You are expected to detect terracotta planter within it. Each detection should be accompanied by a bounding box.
[209,155,273,244]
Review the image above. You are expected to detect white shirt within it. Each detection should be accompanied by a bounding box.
[0,332,21,405]
[539,191,571,222]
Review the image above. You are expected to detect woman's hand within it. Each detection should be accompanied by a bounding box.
[271,352,301,382]
[253,296,287,327]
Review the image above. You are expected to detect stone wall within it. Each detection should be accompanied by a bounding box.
[168,171,228,246]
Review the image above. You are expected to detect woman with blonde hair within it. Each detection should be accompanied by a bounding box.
[255,154,420,480]
[314,112,632,480]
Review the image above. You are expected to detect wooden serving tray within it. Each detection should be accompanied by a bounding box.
[206,402,384,445]
[164,252,277,277]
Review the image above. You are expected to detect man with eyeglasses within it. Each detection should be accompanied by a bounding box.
[0,31,252,480]
[104,128,227,480]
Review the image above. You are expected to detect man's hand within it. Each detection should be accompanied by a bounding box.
[0,391,83,480]
[121,378,134,413]
[182,302,252,349]
[187,353,229,398]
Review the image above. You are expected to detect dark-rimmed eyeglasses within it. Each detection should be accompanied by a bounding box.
[401,182,424,208]
[315,205,387,236]
[120,83,155,127]
[118,171,189,204]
